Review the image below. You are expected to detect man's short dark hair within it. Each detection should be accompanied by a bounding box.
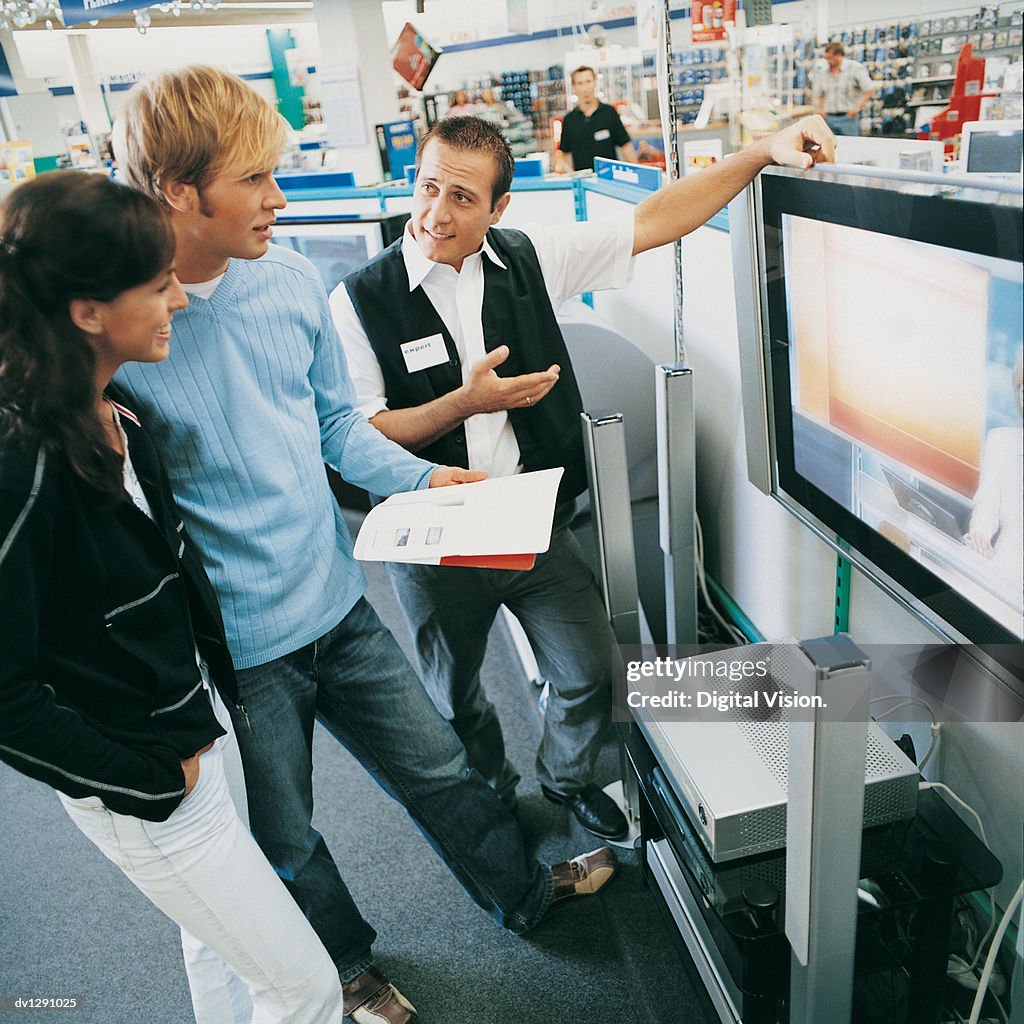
[416,116,514,209]
[571,65,596,83]
[824,41,845,56]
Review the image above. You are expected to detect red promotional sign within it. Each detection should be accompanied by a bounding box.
[391,22,441,92]
[691,0,736,42]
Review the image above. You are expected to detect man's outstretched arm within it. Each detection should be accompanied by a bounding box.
[632,115,835,256]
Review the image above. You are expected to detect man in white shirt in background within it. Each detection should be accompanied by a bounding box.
[331,114,835,844]
[813,41,875,136]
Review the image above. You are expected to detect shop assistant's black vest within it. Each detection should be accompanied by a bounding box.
[343,228,588,502]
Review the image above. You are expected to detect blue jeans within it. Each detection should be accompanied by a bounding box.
[228,597,553,982]
[387,506,615,803]
[825,114,860,136]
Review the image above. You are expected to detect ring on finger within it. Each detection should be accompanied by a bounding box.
[525,395,532,406]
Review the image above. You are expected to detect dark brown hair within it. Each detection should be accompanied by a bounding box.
[571,65,596,83]
[415,116,514,208]
[0,171,174,497]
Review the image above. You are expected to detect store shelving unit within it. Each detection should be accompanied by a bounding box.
[668,41,731,127]
[820,5,1023,137]
[735,23,798,143]
[422,67,570,156]
[530,74,567,150]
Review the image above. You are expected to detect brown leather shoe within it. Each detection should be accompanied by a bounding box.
[550,846,619,903]
[342,967,417,1024]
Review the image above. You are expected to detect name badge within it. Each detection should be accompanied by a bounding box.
[400,333,448,373]
[593,128,611,141]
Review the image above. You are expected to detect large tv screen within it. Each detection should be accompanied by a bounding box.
[271,214,409,295]
[746,169,1022,650]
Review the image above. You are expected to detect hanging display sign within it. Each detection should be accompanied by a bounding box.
[391,23,441,92]
[506,0,530,36]
[61,0,142,27]
[691,0,736,43]
[635,0,660,50]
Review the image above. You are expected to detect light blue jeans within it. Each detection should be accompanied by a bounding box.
[229,597,553,982]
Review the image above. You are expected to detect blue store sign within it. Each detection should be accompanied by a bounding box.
[61,0,143,28]
[593,157,663,192]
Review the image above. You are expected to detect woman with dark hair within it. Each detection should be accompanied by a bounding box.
[0,171,343,1024]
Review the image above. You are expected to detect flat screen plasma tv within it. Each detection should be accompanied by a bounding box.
[731,165,1023,686]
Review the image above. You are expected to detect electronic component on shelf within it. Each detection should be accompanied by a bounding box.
[636,643,919,864]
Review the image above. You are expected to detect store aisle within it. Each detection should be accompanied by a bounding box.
[0,531,714,1024]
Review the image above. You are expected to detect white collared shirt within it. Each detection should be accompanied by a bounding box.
[330,214,635,478]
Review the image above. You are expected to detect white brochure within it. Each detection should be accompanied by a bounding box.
[353,467,564,569]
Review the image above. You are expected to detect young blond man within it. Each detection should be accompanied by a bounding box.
[112,66,617,1024]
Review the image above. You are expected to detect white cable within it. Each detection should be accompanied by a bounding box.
[870,694,938,721]
[968,881,1022,1024]
[948,954,981,989]
[921,782,988,849]
[924,783,1001,980]
[870,694,941,771]
[918,721,941,772]
[694,514,747,645]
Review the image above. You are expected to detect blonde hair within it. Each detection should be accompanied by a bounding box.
[113,64,288,206]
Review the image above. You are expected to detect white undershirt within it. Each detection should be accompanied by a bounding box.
[181,273,225,301]
[113,409,155,521]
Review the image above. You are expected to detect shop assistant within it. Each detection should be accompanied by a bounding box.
[331,112,836,843]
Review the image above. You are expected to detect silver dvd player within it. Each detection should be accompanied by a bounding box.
[637,647,919,864]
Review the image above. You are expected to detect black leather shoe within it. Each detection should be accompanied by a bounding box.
[541,782,629,841]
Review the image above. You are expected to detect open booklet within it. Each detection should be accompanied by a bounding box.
[352,467,564,570]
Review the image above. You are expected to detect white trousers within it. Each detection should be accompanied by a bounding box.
[60,689,343,1024]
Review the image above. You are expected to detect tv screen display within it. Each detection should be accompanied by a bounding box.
[271,215,409,295]
[274,229,374,295]
[757,171,1023,647]
[964,126,1023,174]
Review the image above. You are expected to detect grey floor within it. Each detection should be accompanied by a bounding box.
[0,541,714,1024]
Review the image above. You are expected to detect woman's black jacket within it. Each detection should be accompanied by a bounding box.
[0,402,237,821]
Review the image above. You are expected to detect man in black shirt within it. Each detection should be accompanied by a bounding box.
[556,65,637,172]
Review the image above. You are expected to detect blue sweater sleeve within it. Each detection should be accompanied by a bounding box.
[309,276,436,494]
